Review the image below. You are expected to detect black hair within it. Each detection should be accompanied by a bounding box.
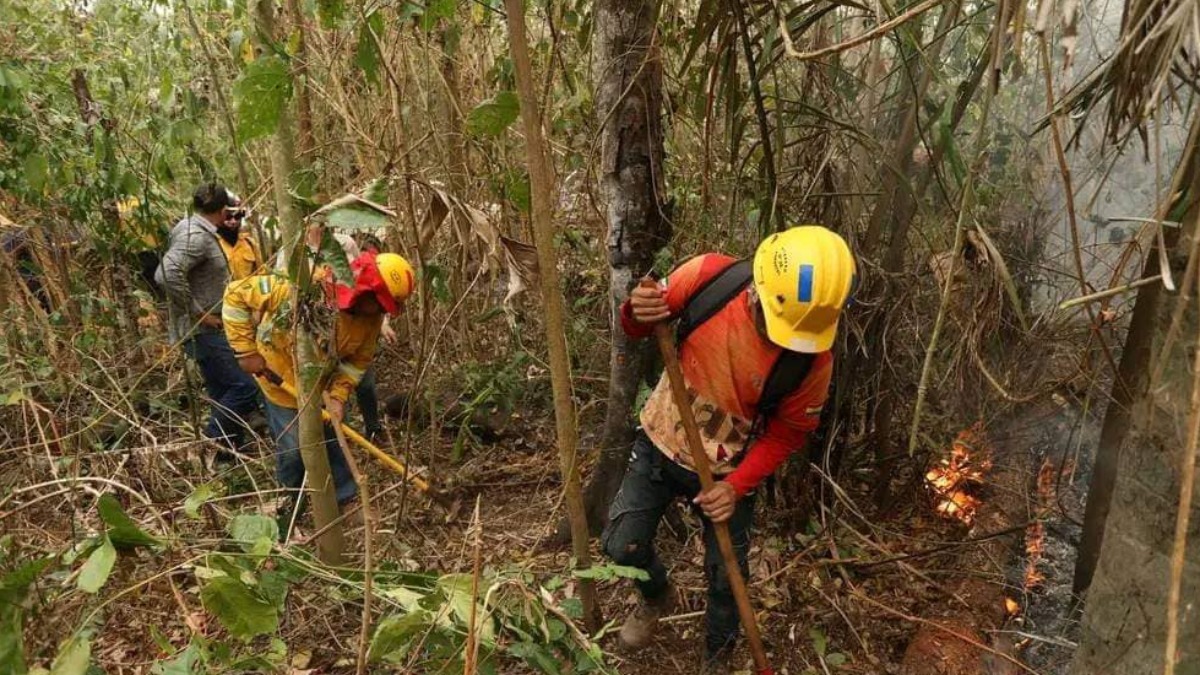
[192,183,232,215]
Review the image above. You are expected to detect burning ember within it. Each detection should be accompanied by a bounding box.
[1023,458,1070,589]
[1004,597,1021,616]
[925,423,992,525]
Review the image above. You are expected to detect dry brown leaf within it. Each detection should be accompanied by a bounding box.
[501,236,539,304]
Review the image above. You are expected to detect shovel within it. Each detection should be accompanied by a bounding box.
[258,370,452,510]
[644,280,775,675]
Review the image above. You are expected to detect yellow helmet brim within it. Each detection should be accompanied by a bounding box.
[761,304,838,353]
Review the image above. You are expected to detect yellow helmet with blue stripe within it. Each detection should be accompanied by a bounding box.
[752,225,855,353]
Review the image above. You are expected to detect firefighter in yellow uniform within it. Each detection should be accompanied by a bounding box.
[222,250,414,516]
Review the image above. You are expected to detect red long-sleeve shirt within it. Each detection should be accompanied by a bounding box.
[621,254,832,496]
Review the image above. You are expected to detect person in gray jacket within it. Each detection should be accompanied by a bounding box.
[156,183,261,462]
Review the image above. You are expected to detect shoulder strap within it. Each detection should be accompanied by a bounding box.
[675,258,753,344]
[757,350,815,421]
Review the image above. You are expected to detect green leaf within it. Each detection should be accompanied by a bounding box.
[504,171,530,213]
[200,577,279,640]
[573,564,650,582]
[825,652,848,667]
[77,535,116,594]
[97,494,158,549]
[23,153,48,194]
[507,642,559,675]
[325,206,390,231]
[233,55,293,143]
[466,91,520,137]
[355,12,384,87]
[419,0,455,31]
[151,640,202,675]
[808,625,827,657]
[1,558,53,675]
[318,229,353,285]
[183,483,222,519]
[317,0,345,27]
[50,634,90,675]
[227,514,279,553]
[369,611,432,663]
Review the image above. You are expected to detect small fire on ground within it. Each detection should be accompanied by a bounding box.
[925,423,992,525]
[1024,457,1072,590]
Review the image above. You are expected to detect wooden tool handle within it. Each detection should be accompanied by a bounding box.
[641,278,773,674]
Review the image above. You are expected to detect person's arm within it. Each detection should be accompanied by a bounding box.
[723,354,833,495]
[222,274,289,358]
[618,254,736,338]
[327,320,382,404]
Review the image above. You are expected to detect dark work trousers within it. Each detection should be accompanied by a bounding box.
[183,331,261,453]
[354,366,382,440]
[601,431,756,656]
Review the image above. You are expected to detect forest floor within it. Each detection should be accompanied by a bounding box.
[3,348,1094,675]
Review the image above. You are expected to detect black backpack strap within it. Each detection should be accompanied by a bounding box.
[758,350,815,421]
[675,258,753,344]
[736,350,817,461]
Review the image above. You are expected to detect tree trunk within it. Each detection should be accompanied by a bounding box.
[255,0,343,565]
[503,0,600,630]
[580,0,670,537]
[1073,139,1200,675]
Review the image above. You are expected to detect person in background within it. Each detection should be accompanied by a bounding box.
[223,250,415,521]
[156,183,263,463]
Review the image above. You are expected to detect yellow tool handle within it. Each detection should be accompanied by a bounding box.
[266,374,432,494]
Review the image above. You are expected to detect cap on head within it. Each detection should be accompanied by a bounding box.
[752,225,856,353]
[192,183,234,215]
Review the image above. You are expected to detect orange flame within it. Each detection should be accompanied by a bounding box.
[925,423,992,525]
[1023,458,1069,589]
[1004,597,1021,616]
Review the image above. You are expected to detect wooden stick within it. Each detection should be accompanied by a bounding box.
[646,285,773,675]
[1057,274,1164,310]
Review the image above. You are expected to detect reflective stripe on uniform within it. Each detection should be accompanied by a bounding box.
[337,362,365,382]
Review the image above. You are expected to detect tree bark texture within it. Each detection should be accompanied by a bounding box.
[581,0,670,536]
[1073,157,1200,675]
[503,0,600,630]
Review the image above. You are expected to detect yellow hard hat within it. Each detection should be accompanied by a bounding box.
[752,225,856,353]
[375,252,415,307]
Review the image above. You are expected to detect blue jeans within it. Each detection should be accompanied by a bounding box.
[264,400,358,504]
[601,432,755,656]
[183,332,260,451]
[355,367,382,439]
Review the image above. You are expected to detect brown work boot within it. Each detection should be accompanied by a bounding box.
[618,583,676,652]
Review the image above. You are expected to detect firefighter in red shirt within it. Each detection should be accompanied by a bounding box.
[601,226,856,672]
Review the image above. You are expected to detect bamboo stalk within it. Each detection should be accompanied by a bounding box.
[1057,274,1164,310]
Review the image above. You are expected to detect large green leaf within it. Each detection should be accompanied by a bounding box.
[319,229,353,285]
[0,558,52,675]
[49,634,91,675]
[419,0,456,31]
[183,483,222,519]
[200,577,279,640]
[150,640,202,675]
[573,563,650,582]
[325,206,390,231]
[97,494,158,549]
[466,91,519,137]
[23,153,48,194]
[317,0,346,27]
[227,514,278,553]
[355,11,384,87]
[77,535,116,594]
[369,610,433,664]
[233,55,293,143]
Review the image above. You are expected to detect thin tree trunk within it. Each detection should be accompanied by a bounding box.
[580,0,669,537]
[503,0,600,631]
[255,0,343,565]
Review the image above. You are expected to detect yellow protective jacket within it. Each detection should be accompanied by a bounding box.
[219,231,263,281]
[222,274,381,408]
